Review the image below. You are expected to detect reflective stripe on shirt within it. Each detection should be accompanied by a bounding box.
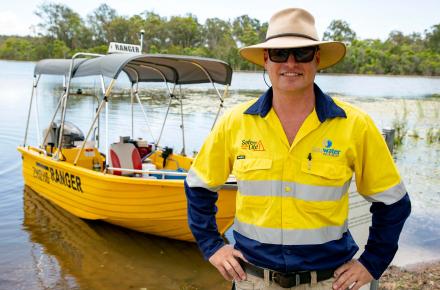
[234,218,348,245]
[237,179,351,201]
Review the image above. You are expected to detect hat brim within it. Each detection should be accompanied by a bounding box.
[239,36,346,70]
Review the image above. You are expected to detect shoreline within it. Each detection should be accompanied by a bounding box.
[379,260,440,289]
[0,59,439,79]
[233,70,440,79]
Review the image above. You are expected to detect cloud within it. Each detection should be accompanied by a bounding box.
[0,11,32,36]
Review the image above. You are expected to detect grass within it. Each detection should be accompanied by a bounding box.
[409,128,420,139]
[416,100,424,119]
[393,109,408,147]
[426,127,440,144]
[435,103,440,119]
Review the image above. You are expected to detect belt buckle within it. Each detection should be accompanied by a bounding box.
[273,272,301,288]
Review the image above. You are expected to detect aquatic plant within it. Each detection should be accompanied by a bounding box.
[416,100,424,119]
[426,127,440,144]
[392,110,408,147]
[408,128,419,139]
[402,100,408,119]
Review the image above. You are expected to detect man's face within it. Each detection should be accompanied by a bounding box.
[264,47,320,95]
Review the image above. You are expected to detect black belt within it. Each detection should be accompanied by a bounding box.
[241,262,335,288]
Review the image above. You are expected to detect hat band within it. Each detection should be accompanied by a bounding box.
[265,33,318,42]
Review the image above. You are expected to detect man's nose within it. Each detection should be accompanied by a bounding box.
[286,53,297,64]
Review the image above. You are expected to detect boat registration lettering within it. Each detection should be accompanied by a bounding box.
[32,162,83,192]
[33,166,50,184]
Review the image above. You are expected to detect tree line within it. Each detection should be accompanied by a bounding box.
[0,3,439,75]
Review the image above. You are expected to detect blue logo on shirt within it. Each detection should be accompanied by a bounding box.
[324,139,333,148]
[314,139,340,157]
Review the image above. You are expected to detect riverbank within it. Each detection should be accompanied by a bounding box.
[380,261,440,289]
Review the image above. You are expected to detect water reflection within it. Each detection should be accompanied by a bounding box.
[23,186,230,290]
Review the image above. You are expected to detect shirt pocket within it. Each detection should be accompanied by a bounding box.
[234,158,273,207]
[234,158,273,173]
[300,160,348,181]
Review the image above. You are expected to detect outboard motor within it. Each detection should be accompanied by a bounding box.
[43,122,58,147]
[43,121,85,148]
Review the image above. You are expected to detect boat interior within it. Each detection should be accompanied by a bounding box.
[23,52,232,180]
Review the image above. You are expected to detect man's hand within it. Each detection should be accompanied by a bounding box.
[332,259,373,290]
[208,245,248,281]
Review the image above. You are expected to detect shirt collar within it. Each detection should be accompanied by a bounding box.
[244,83,347,122]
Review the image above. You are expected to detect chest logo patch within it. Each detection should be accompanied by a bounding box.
[313,139,341,157]
[241,139,265,151]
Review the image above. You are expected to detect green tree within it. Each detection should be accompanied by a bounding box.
[232,15,262,46]
[202,18,235,58]
[141,11,167,53]
[425,24,440,52]
[165,14,202,48]
[323,20,357,43]
[0,37,32,60]
[105,16,142,44]
[87,4,117,45]
[35,3,91,49]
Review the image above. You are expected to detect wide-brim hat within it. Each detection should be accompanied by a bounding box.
[239,8,346,70]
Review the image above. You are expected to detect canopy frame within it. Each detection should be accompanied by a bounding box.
[23,52,233,175]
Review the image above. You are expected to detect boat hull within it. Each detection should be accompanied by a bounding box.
[18,146,236,241]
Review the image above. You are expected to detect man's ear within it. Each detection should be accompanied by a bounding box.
[315,50,321,66]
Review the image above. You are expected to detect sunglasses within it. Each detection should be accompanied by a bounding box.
[267,46,318,63]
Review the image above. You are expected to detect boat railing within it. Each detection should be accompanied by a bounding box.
[106,167,187,178]
[105,167,238,184]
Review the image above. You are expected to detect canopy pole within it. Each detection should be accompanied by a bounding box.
[134,92,156,143]
[34,82,41,146]
[211,85,228,130]
[23,75,41,146]
[73,78,115,166]
[137,64,173,95]
[73,97,107,165]
[99,75,106,149]
[131,84,134,138]
[105,80,116,170]
[53,91,68,160]
[176,60,226,130]
[156,84,176,147]
[54,52,104,161]
[125,65,162,143]
[178,85,186,156]
[40,92,65,148]
[133,64,175,147]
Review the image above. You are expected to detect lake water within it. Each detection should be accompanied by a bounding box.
[0,60,439,289]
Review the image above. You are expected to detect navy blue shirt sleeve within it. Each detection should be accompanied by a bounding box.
[358,193,411,279]
[184,180,225,260]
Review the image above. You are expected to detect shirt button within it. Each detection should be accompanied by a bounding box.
[285,186,291,192]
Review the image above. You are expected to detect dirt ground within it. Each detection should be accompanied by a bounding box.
[379,261,440,289]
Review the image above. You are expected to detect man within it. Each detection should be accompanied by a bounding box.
[185,8,411,290]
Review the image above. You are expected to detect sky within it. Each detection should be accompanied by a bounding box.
[0,0,439,40]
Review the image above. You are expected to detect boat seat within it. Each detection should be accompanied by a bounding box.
[109,142,142,176]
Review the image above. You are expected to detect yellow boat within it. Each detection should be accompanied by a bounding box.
[18,51,236,241]
[23,185,231,289]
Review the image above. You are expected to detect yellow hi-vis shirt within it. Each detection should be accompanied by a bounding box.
[186,86,406,246]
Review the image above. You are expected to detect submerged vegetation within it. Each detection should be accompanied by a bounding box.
[0,3,440,75]
[426,128,440,144]
[393,117,408,147]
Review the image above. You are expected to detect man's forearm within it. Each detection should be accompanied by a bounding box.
[358,193,411,279]
[184,180,225,259]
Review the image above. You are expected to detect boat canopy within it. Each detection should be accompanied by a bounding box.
[73,53,233,85]
[33,58,88,77]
